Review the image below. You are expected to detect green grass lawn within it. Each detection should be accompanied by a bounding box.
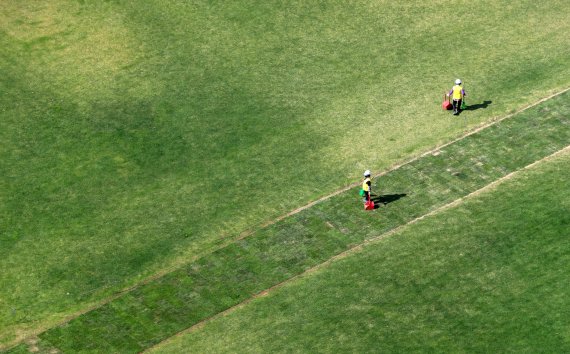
[13,90,568,353]
[150,148,570,353]
[1,0,570,348]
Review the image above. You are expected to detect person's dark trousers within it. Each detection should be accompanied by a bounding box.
[453,99,462,114]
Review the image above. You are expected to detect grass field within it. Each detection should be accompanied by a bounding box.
[11,91,569,352]
[151,148,570,354]
[1,0,570,351]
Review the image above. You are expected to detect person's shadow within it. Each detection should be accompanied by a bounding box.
[371,193,407,208]
[464,100,492,111]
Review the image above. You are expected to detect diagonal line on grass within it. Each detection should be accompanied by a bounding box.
[143,144,570,353]
[34,88,570,353]
[4,87,569,352]
[237,86,570,238]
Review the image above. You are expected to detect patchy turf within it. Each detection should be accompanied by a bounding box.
[20,89,570,353]
[151,140,570,354]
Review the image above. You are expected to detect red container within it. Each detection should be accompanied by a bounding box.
[442,94,452,110]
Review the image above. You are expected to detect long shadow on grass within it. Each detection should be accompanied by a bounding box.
[464,100,492,111]
[371,193,407,205]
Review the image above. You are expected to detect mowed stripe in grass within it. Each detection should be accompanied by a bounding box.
[2,0,570,345]
[152,144,570,354]
[25,90,570,352]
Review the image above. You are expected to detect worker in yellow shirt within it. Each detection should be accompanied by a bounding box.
[362,170,372,204]
[447,79,467,115]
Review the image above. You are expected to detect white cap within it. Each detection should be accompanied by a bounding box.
[364,170,371,177]
[455,79,462,85]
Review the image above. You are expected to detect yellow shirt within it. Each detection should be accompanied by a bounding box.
[452,85,463,100]
[362,177,371,192]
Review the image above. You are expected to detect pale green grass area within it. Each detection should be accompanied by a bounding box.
[1,0,569,346]
[152,150,570,353]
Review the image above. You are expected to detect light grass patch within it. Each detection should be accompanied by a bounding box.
[0,2,69,41]
[2,1,163,105]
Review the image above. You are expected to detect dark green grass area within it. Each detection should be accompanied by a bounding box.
[29,90,570,352]
[153,145,570,354]
[0,344,26,354]
[2,0,570,347]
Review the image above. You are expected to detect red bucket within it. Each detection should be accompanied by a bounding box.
[365,200,375,210]
[442,93,452,110]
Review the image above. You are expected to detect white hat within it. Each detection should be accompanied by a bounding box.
[364,170,371,177]
[455,79,462,85]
